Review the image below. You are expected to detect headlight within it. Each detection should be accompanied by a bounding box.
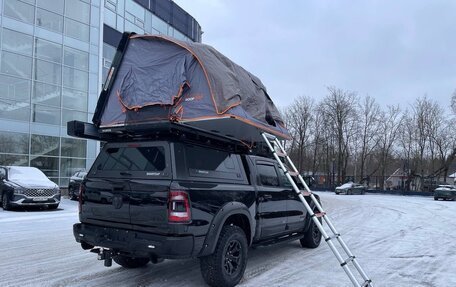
[55,187,61,195]
[14,188,25,194]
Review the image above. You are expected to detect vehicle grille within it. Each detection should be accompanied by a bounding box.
[23,188,57,197]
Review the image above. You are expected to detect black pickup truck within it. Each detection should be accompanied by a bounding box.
[74,138,322,287]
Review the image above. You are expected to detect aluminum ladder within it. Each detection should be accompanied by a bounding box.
[261,132,373,287]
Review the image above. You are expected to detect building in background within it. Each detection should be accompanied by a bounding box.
[0,0,201,186]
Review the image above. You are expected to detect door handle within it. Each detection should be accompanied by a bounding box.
[263,194,273,199]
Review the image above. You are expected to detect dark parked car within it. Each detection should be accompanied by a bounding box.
[0,166,61,210]
[68,171,87,200]
[434,185,456,201]
[335,182,366,195]
[73,140,323,287]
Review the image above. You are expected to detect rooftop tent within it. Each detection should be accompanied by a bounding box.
[93,34,290,143]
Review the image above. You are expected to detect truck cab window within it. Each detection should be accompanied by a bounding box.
[257,164,279,187]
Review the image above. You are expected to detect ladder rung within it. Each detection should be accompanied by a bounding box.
[301,191,311,196]
[312,212,326,218]
[324,233,340,242]
[286,171,299,176]
[274,150,286,157]
[361,279,373,287]
[341,256,356,267]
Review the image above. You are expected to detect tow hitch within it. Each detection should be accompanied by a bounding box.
[91,248,113,267]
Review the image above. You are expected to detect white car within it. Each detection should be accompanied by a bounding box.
[335,182,366,195]
[0,166,61,210]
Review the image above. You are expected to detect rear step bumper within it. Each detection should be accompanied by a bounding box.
[73,223,195,259]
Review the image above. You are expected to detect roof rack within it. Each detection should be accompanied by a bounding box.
[67,120,276,158]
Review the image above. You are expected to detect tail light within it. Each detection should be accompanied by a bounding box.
[78,184,85,213]
[168,190,191,223]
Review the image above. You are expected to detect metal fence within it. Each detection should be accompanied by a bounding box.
[307,174,451,193]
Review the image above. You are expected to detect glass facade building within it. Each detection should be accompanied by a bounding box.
[0,0,201,186]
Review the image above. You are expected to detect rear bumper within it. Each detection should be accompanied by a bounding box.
[73,223,197,259]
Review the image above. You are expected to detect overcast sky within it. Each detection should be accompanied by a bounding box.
[174,0,456,110]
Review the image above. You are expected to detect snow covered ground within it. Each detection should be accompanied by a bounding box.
[0,193,455,287]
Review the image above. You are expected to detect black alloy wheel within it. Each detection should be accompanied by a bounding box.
[223,239,242,276]
[300,216,322,248]
[200,225,248,287]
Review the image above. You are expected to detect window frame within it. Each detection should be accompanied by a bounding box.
[89,141,171,179]
[175,143,248,184]
[256,161,280,187]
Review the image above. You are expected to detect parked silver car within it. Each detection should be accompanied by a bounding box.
[0,166,61,210]
[335,182,366,195]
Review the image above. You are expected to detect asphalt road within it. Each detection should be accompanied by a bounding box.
[0,193,454,287]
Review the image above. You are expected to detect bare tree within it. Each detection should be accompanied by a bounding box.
[357,96,381,181]
[378,105,402,189]
[285,96,314,172]
[320,87,358,184]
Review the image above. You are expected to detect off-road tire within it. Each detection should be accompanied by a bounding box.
[434,197,438,201]
[113,255,149,268]
[300,217,322,248]
[2,194,10,210]
[200,225,248,287]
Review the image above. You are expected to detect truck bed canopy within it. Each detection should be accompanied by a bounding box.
[94,34,290,143]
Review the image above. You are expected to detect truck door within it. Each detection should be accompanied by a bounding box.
[255,161,287,238]
[277,167,307,232]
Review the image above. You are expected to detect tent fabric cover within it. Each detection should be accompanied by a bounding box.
[98,34,290,142]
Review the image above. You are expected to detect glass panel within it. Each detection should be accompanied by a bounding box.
[257,164,279,186]
[36,8,64,33]
[0,154,29,166]
[184,145,241,180]
[37,0,64,14]
[64,47,89,70]
[65,0,90,23]
[1,51,32,79]
[32,104,61,125]
[105,0,117,12]
[125,0,144,22]
[4,0,35,24]
[59,177,69,187]
[152,14,168,34]
[19,0,35,5]
[34,59,62,85]
[35,38,62,63]
[31,134,60,156]
[104,7,116,28]
[116,15,124,31]
[0,131,29,154]
[174,29,187,41]
[62,88,87,111]
[30,155,59,177]
[95,146,166,171]
[0,99,31,121]
[61,137,87,157]
[0,75,31,102]
[63,66,88,91]
[103,43,116,62]
[62,109,87,125]
[125,20,143,34]
[60,157,86,177]
[65,18,90,42]
[2,28,33,56]
[33,82,61,107]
